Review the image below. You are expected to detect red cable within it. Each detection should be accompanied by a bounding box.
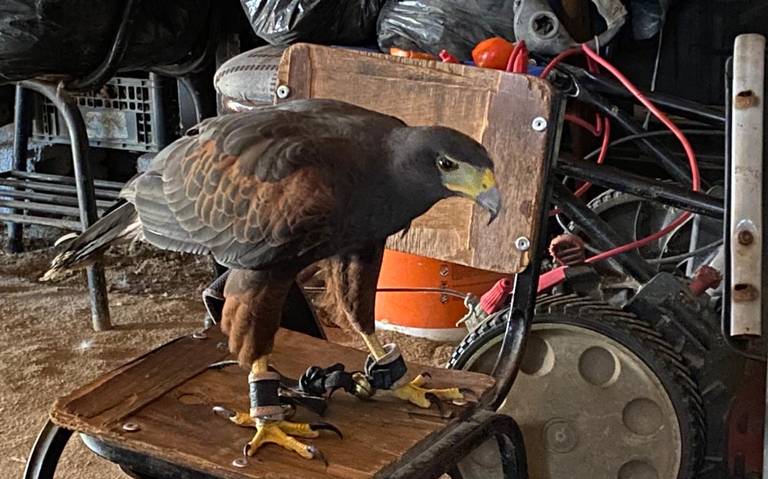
[539,47,582,79]
[574,118,611,197]
[513,44,529,73]
[505,42,525,73]
[564,113,601,136]
[537,45,702,293]
[581,44,701,192]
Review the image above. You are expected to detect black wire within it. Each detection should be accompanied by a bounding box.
[647,239,724,265]
[583,129,725,162]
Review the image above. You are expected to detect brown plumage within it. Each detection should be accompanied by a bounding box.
[45,99,500,368]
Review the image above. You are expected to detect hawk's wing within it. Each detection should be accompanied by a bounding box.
[131,101,403,269]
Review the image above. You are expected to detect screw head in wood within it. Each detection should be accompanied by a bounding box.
[531,117,548,131]
[276,85,291,99]
[232,458,248,468]
[121,422,140,432]
[515,236,531,251]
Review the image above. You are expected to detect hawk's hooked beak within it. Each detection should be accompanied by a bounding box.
[443,166,502,224]
[476,186,502,224]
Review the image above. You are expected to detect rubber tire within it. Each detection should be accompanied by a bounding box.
[449,294,706,479]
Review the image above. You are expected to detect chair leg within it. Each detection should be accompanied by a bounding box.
[20,80,111,331]
[6,85,32,253]
[23,420,73,479]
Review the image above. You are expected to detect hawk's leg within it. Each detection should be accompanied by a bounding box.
[215,357,340,461]
[214,270,340,460]
[361,332,464,408]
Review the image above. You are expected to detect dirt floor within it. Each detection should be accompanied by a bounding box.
[0,230,454,479]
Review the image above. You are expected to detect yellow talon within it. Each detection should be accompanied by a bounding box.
[392,374,465,408]
[246,420,319,459]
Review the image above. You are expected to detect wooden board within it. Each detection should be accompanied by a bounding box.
[51,327,495,479]
[277,44,562,274]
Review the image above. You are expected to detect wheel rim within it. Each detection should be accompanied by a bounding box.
[462,322,682,479]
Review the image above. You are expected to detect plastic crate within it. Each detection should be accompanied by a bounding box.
[31,76,174,152]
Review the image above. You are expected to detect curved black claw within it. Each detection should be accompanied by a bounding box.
[243,442,252,457]
[459,387,478,402]
[213,406,236,419]
[310,422,343,439]
[207,360,239,370]
[425,393,446,418]
[308,445,328,466]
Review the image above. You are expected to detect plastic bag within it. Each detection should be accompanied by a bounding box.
[631,0,671,40]
[0,0,211,83]
[377,0,516,61]
[241,0,386,46]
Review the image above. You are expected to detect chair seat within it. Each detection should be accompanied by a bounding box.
[51,327,495,479]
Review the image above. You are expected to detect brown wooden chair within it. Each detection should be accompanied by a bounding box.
[26,44,563,479]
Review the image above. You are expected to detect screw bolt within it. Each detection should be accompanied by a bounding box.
[531,117,548,131]
[276,85,291,99]
[232,458,248,468]
[515,236,531,251]
[122,422,140,432]
[738,230,754,245]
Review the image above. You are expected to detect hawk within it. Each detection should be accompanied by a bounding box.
[45,99,501,460]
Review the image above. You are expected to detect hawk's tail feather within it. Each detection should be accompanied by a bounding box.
[42,201,141,281]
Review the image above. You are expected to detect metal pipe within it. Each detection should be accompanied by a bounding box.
[9,170,124,189]
[0,213,81,230]
[553,182,657,283]
[729,34,765,337]
[555,158,724,217]
[65,0,140,91]
[6,85,32,253]
[19,80,111,331]
[482,100,564,411]
[0,199,84,217]
[0,177,120,200]
[0,188,113,208]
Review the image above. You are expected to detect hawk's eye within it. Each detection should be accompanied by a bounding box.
[437,156,459,172]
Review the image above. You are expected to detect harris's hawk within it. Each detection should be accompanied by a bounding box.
[44,99,501,460]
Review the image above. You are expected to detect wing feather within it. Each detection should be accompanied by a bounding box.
[131,100,402,269]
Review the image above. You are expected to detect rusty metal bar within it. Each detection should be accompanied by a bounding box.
[729,34,765,337]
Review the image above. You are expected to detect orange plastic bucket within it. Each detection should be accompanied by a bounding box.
[375,250,507,342]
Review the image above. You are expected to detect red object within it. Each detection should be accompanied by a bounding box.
[389,47,435,61]
[472,37,516,70]
[479,278,515,315]
[438,49,460,63]
[574,118,611,197]
[537,267,567,292]
[538,46,702,292]
[688,265,722,296]
[376,250,505,336]
[549,234,586,266]
[539,47,582,79]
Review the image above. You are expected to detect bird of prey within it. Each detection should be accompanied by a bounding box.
[44,99,501,460]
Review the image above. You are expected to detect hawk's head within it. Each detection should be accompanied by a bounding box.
[393,126,502,223]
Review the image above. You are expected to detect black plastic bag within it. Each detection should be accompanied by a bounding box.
[631,0,671,39]
[241,0,386,46]
[0,0,211,83]
[377,0,516,61]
